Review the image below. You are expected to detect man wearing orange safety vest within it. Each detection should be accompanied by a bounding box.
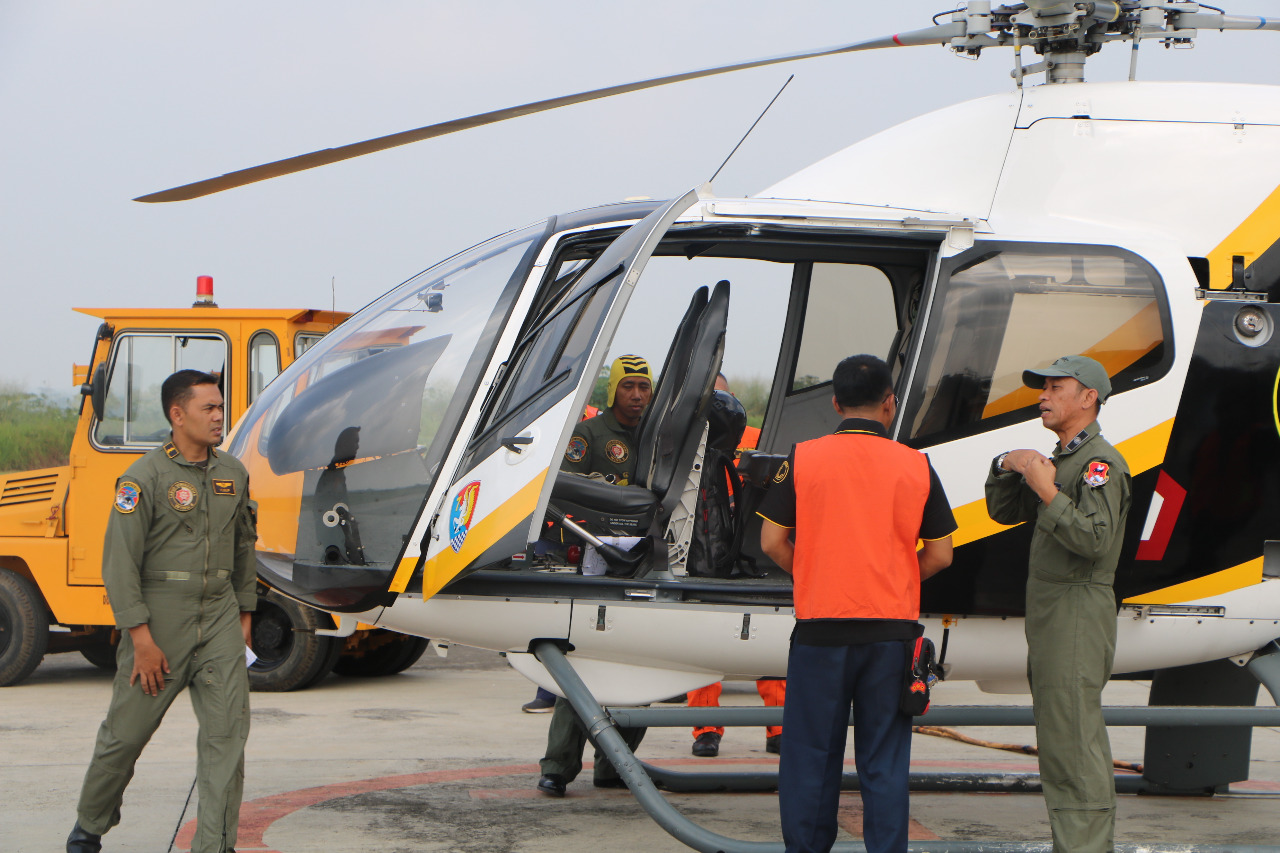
[688,374,785,758]
[759,355,955,853]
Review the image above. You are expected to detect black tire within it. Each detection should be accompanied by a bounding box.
[0,570,50,686]
[333,631,430,678]
[248,589,341,692]
[80,630,119,671]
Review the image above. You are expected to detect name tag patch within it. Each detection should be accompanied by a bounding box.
[212,479,237,496]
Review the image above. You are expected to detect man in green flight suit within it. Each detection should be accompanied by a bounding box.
[536,354,652,797]
[985,355,1132,853]
[68,370,258,853]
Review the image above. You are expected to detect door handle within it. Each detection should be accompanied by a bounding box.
[501,435,535,453]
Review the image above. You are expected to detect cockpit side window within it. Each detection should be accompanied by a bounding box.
[905,243,1169,446]
[791,263,898,392]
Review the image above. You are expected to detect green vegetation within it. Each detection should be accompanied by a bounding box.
[0,386,79,472]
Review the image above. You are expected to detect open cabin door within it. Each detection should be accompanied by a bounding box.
[407,190,701,599]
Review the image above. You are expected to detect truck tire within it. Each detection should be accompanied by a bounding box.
[0,570,50,686]
[80,630,119,671]
[333,631,430,678]
[248,590,341,692]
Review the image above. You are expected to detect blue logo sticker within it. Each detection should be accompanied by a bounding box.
[449,481,481,553]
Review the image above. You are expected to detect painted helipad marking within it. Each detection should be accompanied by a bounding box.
[173,757,1280,851]
[837,801,942,841]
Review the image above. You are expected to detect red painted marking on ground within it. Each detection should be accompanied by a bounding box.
[174,755,1280,851]
[836,798,941,840]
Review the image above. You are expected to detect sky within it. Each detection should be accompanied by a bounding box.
[2,1,1277,395]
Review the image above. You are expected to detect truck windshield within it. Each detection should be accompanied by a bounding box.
[228,222,545,611]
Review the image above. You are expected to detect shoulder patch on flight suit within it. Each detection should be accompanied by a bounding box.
[565,436,587,463]
[604,439,629,464]
[163,441,180,459]
[211,479,237,496]
[1084,461,1110,488]
[773,460,790,484]
[114,481,140,513]
[168,481,199,511]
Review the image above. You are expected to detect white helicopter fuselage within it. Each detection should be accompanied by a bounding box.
[232,79,1280,704]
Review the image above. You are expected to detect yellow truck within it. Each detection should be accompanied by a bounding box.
[0,279,429,690]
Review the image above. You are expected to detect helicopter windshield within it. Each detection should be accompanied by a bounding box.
[228,222,544,610]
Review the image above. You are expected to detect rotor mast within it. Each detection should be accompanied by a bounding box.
[947,1,1280,85]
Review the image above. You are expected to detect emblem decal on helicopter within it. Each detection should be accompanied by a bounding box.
[449,481,481,553]
[114,481,140,514]
[565,437,587,463]
[605,439,629,464]
[168,481,198,511]
[1084,461,1110,488]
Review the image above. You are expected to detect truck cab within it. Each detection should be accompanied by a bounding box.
[0,278,358,688]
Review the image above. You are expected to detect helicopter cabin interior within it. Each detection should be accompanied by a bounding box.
[438,218,1170,612]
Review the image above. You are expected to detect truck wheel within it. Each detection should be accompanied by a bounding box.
[333,631,430,678]
[248,590,341,692]
[0,570,50,686]
[79,629,119,671]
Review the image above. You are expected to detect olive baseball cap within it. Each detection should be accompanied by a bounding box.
[1022,355,1112,403]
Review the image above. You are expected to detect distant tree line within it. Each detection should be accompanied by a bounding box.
[0,386,78,472]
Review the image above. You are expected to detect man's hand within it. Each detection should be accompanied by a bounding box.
[1000,449,1047,475]
[1021,454,1060,504]
[241,612,254,649]
[127,624,169,696]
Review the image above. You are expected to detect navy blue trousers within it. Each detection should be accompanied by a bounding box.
[779,640,911,853]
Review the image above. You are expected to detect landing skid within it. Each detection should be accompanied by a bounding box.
[532,640,1280,853]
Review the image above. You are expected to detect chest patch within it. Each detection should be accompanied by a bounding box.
[565,436,587,463]
[168,481,199,511]
[212,478,236,496]
[114,481,140,514]
[1084,461,1110,488]
[605,439,629,464]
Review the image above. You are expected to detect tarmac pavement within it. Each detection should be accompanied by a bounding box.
[4,644,1278,852]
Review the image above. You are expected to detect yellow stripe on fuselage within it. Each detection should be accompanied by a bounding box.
[1206,181,1280,290]
[952,417,1174,547]
[1123,558,1263,605]
[387,469,549,597]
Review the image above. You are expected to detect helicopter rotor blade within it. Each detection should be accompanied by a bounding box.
[134,21,965,203]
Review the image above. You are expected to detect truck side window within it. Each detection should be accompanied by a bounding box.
[93,333,228,448]
[906,244,1169,445]
[248,331,281,404]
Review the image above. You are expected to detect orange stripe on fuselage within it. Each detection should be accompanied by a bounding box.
[1206,181,1280,290]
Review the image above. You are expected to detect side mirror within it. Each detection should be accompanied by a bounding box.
[83,362,108,423]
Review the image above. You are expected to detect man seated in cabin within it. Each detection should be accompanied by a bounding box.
[535,354,653,797]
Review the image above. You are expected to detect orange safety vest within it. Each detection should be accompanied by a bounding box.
[791,431,931,621]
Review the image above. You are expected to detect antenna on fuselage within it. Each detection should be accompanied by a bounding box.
[704,74,794,192]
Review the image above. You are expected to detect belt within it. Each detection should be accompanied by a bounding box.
[148,569,231,581]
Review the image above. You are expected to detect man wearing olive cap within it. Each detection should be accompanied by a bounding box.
[985,355,1131,853]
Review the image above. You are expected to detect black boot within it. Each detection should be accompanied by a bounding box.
[66,822,102,853]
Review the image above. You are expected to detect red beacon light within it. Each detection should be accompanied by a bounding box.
[193,275,217,308]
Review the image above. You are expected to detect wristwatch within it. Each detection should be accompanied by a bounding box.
[993,452,1010,475]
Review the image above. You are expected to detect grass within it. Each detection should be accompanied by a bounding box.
[0,387,79,473]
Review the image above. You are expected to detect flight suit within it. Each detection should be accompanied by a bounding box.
[561,407,638,485]
[76,440,257,853]
[985,420,1131,853]
[543,406,645,785]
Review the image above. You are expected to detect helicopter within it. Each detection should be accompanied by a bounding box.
[129,1,1280,715]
